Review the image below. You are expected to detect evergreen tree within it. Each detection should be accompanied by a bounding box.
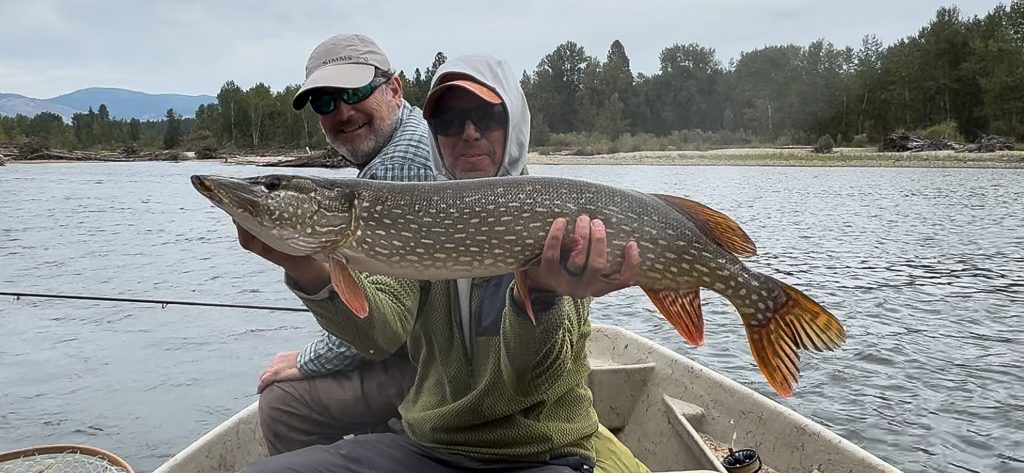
[216,81,244,146]
[530,41,595,133]
[163,108,182,149]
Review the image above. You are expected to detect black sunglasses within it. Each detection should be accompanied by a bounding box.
[308,76,390,115]
[429,104,508,136]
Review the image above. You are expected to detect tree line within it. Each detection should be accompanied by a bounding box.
[2,3,1021,153]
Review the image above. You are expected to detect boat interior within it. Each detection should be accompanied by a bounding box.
[156,324,894,473]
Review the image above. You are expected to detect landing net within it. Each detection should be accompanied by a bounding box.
[0,445,132,473]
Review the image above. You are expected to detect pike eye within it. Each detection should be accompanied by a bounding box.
[263,176,282,192]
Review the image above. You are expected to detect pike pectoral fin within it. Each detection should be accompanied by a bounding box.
[513,270,538,325]
[328,257,369,318]
[512,231,587,326]
[641,287,705,347]
[651,194,757,257]
[557,234,586,271]
[743,278,846,398]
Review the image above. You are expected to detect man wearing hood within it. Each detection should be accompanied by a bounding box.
[242,54,648,473]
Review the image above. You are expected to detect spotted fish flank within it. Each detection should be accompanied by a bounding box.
[191,173,846,397]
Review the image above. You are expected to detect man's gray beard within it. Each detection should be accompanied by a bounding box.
[327,105,400,166]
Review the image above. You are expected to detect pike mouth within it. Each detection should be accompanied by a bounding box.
[190,174,260,217]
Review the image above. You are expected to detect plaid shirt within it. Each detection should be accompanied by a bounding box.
[295,100,435,377]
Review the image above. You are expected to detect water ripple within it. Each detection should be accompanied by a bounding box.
[1,163,1022,473]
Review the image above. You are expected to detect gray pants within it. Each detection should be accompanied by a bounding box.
[257,352,417,454]
[241,432,594,473]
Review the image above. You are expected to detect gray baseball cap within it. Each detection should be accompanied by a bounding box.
[291,34,392,110]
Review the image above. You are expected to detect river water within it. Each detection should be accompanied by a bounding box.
[1,162,1022,473]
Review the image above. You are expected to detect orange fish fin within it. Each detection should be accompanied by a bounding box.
[651,194,757,257]
[519,234,584,273]
[328,257,369,318]
[563,234,585,253]
[514,270,538,325]
[742,278,846,398]
[557,234,586,270]
[641,286,705,346]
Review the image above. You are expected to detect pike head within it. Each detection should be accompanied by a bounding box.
[191,174,359,257]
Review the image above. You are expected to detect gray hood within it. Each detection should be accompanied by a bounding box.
[426,54,530,180]
[423,54,532,363]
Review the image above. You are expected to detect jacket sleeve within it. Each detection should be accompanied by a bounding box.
[286,272,424,361]
[498,286,592,396]
[296,332,366,377]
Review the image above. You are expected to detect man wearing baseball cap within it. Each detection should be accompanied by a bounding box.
[288,33,434,175]
[235,33,433,455]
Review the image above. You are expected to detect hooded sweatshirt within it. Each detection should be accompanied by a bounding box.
[427,54,531,181]
[426,54,538,361]
[292,54,600,465]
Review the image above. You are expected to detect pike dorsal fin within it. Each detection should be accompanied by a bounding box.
[651,194,757,258]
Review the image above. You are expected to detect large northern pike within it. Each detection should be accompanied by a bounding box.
[191,173,845,397]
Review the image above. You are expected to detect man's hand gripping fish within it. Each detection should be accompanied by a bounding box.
[191,173,846,397]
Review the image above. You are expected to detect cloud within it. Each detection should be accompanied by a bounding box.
[0,0,1003,98]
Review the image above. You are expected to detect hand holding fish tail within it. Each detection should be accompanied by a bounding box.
[515,217,640,320]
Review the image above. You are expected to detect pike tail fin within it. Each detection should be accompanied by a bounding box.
[741,277,845,397]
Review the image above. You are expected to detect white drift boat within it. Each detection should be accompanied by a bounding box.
[153,324,902,473]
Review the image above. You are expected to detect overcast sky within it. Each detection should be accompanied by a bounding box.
[0,0,1003,99]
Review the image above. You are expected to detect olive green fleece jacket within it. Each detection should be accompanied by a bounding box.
[288,272,599,464]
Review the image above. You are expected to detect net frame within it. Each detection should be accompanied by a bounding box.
[0,445,134,473]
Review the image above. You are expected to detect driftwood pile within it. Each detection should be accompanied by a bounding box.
[195,145,219,160]
[959,134,1016,153]
[259,146,354,168]
[811,144,834,154]
[879,131,1017,153]
[5,140,186,162]
[878,131,958,152]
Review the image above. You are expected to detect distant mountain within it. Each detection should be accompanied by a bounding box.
[0,94,81,122]
[0,87,216,122]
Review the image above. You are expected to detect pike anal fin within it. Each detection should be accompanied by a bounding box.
[641,287,705,347]
[328,257,369,318]
[744,278,846,398]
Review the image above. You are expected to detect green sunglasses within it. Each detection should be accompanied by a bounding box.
[308,76,390,115]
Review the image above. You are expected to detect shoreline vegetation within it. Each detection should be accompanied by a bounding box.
[5,5,1022,171]
[4,144,1023,169]
[5,5,1024,173]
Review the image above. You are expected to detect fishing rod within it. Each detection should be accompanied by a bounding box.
[0,291,309,313]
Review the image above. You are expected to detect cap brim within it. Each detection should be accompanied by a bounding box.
[423,80,503,118]
[291,64,376,110]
